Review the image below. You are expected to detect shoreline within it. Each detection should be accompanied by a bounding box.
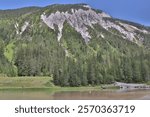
[0,77,117,91]
[0,86,102,91]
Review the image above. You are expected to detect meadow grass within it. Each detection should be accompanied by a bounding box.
[0,77,54,88]
[0,76,104,92]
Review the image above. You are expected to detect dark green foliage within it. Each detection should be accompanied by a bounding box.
[0,7,41,19]
[0,38,16,76]
[0,4,150,86]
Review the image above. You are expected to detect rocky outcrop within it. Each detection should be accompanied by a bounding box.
[15,23,19,35]
[41,5,149,44]
[15,21,29,35]
[20,21,29,35]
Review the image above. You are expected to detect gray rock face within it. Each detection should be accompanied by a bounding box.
[41,7,111,43]
[15,21,29,35]
[41,5,148,44]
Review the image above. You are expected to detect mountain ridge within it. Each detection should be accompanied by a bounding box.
[1,4,150,27]
[6,4,149,46]
[0,4,150,86]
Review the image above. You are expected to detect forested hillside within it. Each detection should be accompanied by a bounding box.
[0,4,150,86]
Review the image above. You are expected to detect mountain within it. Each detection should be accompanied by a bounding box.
[0,4,150,86]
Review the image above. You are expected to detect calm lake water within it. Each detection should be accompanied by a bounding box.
[0,89,150,100]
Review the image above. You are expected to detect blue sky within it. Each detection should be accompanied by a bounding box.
[0,0,149,26]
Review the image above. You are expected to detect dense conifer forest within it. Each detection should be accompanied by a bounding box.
[0,4,150,86]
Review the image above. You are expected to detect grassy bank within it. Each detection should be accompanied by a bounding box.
[146,81,150,85]
[0,77,102,91]
[0,77,54,88]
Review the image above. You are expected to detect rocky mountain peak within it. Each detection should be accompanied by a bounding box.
[0,4,150,85]
[40,4,149,45]
[41,4,111,43]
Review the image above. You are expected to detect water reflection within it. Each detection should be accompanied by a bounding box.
[0,89,150,100]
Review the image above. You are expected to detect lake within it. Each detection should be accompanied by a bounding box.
[0,89,150,100]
